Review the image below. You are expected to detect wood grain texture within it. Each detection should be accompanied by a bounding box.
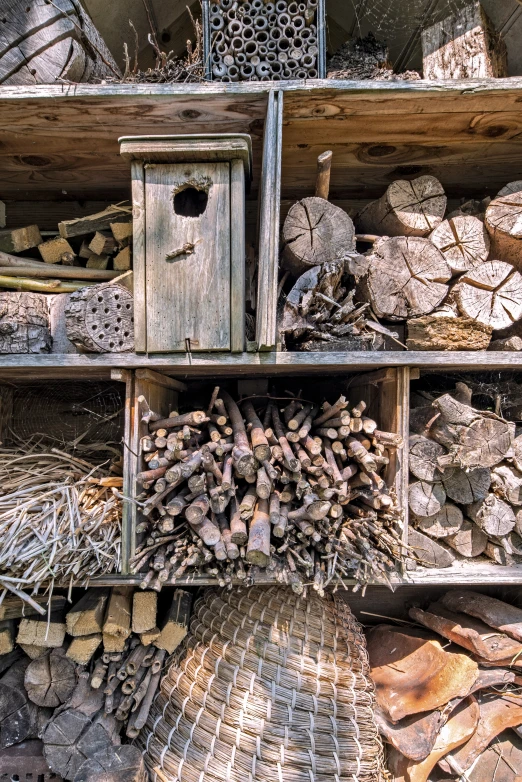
[230,158,245,353]
[131,162,146,354]
[145,161,230,352]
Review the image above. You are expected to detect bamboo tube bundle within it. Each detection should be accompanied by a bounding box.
[132,386,405,592]
[208,0,320,82]
[0,440,122,611]
[140,586,383,782]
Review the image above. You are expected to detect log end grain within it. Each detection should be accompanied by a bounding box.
[66,634,102,665]
[132,591,158,635]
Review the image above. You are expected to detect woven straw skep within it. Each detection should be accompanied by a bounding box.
[141,586,382,782]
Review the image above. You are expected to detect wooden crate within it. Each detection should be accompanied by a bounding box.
[122,366,409,583]
[406,369,522,585]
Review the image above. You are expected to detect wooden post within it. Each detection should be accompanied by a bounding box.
[315,151,333,200]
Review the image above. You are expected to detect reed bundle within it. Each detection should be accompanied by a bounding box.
[140,586,382,782]
[0,442,122,612]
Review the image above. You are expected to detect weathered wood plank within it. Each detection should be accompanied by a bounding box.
[131,162,146,354]
[145,161,231,352]
[230,158,245,353]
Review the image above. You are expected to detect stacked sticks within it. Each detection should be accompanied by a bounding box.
[208,0,319,81]
[131,387,405,591]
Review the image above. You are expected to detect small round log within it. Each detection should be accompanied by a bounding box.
[282,196,355,276]
[412,503,463,539]
[65,282,134,353]
[362,237,451,320]
[24,648,77,708]
[467,494,516,537]
[409,435,445,482]
[446,519,488,558]
[485,184,522,270]
[456,261,522,330]
[442,466,491,505]
[409,480,446,518]
[490,464,522,506]
[429,215,490,274]
[356,175,447,237]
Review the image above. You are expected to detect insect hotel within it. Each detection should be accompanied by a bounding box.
[1,1,522,781]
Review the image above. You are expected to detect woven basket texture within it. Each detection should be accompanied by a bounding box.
[140,586,383,782]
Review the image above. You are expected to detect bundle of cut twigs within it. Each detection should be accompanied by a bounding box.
[0,442,122,613]
[132,387,406,592]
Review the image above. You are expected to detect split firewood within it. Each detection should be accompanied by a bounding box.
[59,205,132,239]
[455,261,522,330]
[485,183,522,270]
[132,386,405,590]
[89,231,117,256]
[66,589,110,637]
[282,196,356,277]
[406,314,493,351]
[24,648,77,708]
[429,215,490,273]
[103,587,132,642]
[407,528,455,569]
[67,634,103,665]
[359,236,451,320]
[110,221,133,245]
[38,236,77,265]
[356,176,446,237]
[132,591,157,634]
[154,591,191,654]
[17,617,66,648]
[0,224,42,253]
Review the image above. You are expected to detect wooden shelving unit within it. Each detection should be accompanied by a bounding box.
[2,77,522,587]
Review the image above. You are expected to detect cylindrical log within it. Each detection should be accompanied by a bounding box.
[466,494,516,537]
[246,499,271,566]
[411,503,463,539]
[409,480,446,518]
[356,176,446,237]
[446,519,488,557]
[456,261,522,330]
[485,184,522,270]
[429,215,490,273]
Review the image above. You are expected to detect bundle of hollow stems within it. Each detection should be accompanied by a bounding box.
[0,440,122,614]
[132,387,406,592]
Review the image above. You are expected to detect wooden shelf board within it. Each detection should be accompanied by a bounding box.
[405,563,522,585]
[1,351,522,380]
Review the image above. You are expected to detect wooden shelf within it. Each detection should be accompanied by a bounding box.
[0,351,522,380]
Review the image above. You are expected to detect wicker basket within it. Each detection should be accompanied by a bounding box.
[141,586,382,782]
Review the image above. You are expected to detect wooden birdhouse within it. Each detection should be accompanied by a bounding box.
[120,134,252,353]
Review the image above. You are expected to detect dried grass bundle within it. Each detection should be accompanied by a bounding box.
[0,440,122,614]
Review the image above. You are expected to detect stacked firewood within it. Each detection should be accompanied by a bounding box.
[409,381,522,568]
[281,157,522,352]
[133,385,405,591]
[0,587,191,782]
[370,591,522,782]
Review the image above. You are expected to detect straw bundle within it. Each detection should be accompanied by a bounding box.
[141,586,382,782]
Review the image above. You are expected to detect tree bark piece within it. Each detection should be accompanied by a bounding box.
[409,435,445,482]
[412,503,463,539]
[0,292,51,354]
[422,2,508,79]
[132,591,157,635]
[467,494,516,537]
[282,196,355,276]
[442,591,522,642]
[24,648,77,708]
[456,261,522,330]
[446,519,488,558]
[485,185,522,270]
[409,480,446,518]
[442,466,491,505]
[361,236,451,320]
[429,215,490,274]
[408,527,455,568]
[67,635,102,665]
[154,590,192,654]
[409,603,522,662]
[66,589,110,637]
[65,282,134,353]
[357,176,446,237]
[406,314,493,351]
[0,225,41,253]
[103,587,132,642]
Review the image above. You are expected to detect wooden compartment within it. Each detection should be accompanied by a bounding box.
[407,369,522,585]
[122,365,409,582]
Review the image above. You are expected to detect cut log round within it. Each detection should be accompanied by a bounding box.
[442,466,491,505]
[362,236,451,320]
[73,745,147,782]
[0,0,121,86]
[456,261,522,330]
[0,292,51,354]
[490,464,522,505]
[467,494,516,537]
[430,215,490,274]
[24,647,77,708]
[485,186,522,270]
[282,197,355,277]
[65,282,134,353]
[406,313,493,351]
[409,480,446,518]
[357,176,446,237]
[446,519,488,558]
[412,503,463,539]
[409,435,445,483]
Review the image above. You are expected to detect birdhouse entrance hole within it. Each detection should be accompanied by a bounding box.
[173,186,209,217]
